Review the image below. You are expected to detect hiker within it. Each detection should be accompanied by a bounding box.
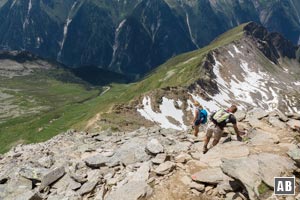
[203,105,244,154]
[192,101,208,137]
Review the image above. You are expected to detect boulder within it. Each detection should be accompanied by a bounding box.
[105,181,152,200]
[221,153,296,200]
[40,166,65,190]
[249,130,279,145]
[154,161,176,175]
[235,110,246,122]
[151,154,167,164]
[19,167,49,181]
[288,148,300,166]
[84,154,109,168]
[77,181,98,196]
[52,174,81,192]
[146,139,164,155]
[286,113,300,120]
[275,110,289,122]
[191,168,230,185]
[287,119,300,130]
[268,116,286,129]
[110,138,150,165]
[130,162,150,182]
[189,181,205,192]
[246,108,269,120]
[175,153,192,163]
[200,141,249,167]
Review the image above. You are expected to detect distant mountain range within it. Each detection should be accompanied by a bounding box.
[1,0,300,76]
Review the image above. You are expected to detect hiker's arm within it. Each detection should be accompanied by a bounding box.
[233,124,245,141]
[233,124,240,136]
[192,110,199,125]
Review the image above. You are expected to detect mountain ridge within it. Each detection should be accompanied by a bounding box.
[1,0,300,76]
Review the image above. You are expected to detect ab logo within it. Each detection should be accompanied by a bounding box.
[274,177,295,195]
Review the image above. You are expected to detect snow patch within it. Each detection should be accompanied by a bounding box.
[228,50,234,58]
[137,96,187,130]
[10,0,17,9]
[233,45,243,55]
[294,81,300,86]
[186,13,199,48]
[57,1,78,60]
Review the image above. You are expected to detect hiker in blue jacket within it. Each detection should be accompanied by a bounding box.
[192,101,208,137]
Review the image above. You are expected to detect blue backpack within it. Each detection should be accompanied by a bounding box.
[198,109,208,124]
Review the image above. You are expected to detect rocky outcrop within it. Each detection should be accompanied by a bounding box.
[244,22,298,63]
[0,110,300,199]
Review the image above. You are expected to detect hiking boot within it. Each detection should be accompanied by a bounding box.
[203,146,208,154]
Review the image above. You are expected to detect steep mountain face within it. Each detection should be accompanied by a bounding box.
[129,22,300,131]
[0,0,300,76]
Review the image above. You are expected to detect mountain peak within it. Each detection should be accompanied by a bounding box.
[243,22,297,63]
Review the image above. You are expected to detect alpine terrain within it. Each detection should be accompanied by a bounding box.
[0,19,300,199]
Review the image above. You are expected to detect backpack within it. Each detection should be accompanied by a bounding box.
[211,109,231,125]
[198,109,208,124]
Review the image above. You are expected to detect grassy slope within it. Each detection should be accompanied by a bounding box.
[0,68,100,153]
[0,23,246,153]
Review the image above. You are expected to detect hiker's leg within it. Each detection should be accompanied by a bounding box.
[212,127,223,147]
[204,126,213,149]
[194,125,199,137]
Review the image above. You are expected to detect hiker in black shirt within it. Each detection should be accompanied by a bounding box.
[203,105,245,154]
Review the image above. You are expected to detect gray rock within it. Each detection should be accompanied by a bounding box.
[221,153,296,200]
[249,130,279,145]
[77,181,98,196]
[130,162,150,182]
[191,168,229,185]
[19,167,49,181]
[175,153,191,163]
[235,110,246,122]
[189,181,205,192]
[70,173,87,184]
[15,191,43,200]
[268,116,286,129]
[52,174,81,192]
[287,119,300,130]
[247,118,265,128]
[200,141,249,167]
[146,139,164,155]
[40,166,65,190]
[110,138,150,165]
[286,113,300,120]
[37,156,53,168]
[154,161,176,175]
[84,154,109,168]
[275,110,289,122]
[246,108,269,120]
[288,148,300,166]
[217,179,240,194]
[105,181,152,200]
[151,153,167,164]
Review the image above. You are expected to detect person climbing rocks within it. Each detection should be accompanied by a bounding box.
[202,105,245,154]
[191,101,208,137]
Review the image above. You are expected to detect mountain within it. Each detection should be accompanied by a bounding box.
[98,22,300,131]
[1,22,300,154]
[0,0,300,76]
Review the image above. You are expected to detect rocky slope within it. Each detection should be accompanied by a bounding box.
[0,0,300,76]
[131,22,300,131]
[1,108,300,200]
